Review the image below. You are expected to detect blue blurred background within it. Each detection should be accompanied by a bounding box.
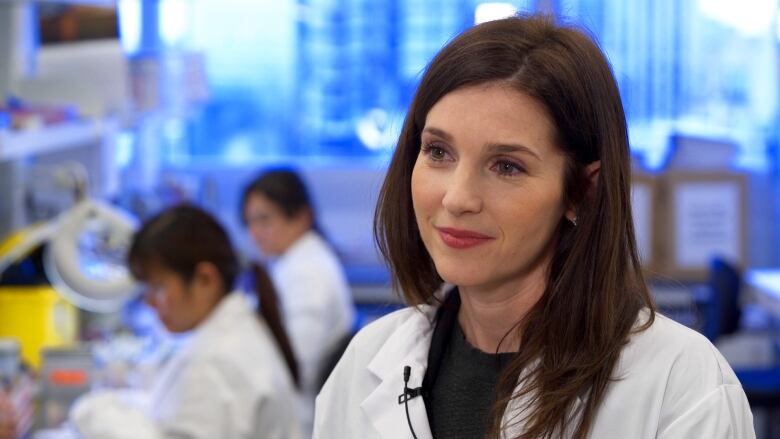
[0,0,778,291]
[110,0,780,271]
[117,0,779,168]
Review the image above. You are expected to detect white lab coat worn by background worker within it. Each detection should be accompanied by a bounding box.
[313,298,756,439]
[270,230,354,436]
[71,293,301,439]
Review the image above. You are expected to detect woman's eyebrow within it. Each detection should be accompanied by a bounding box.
[422,126,454,142]
[485,143,541,161]
[423,126,542,161]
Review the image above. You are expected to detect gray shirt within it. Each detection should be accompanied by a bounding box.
[428,321,515,439]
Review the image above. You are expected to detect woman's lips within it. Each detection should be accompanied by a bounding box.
[436,227,494,249]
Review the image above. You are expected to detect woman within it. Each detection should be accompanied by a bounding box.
[72,205,301,439]
[241,169,355,437]
[313,15,754,439]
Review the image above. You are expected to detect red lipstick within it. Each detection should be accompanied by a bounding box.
[436,227,493,249]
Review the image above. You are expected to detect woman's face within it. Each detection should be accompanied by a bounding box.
[411,83,571,296]
[244,193,307,257]
[142,264,216,333]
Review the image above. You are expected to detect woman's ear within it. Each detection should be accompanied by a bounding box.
[565,161,601,223]
[585,160,601,189]
[292,206,314,231]
[193,261,221,289]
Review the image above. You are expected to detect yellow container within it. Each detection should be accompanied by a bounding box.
[0,286,78,369]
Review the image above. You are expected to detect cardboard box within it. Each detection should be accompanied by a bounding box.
[654,171,747,281]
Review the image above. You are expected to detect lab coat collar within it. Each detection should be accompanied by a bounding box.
[147,292,251,364]
[274,230,320,266]
[186,292,252,352]
[357,285,586,439]
[360,303,438,439]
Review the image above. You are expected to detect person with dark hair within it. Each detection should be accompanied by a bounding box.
[241,169,354,437]
[70,205,301,439]
[313,14,754,439]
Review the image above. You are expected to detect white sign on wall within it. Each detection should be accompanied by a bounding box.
[673,181,741,269]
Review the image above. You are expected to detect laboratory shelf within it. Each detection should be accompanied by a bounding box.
[0,120,105,162]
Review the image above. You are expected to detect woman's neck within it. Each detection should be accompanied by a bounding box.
[279,227,312,256]
[457,272,546,354]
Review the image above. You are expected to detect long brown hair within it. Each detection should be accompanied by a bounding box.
[374,15,654,438]
[128,204,300,387]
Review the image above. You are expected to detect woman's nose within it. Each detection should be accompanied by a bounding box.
[441,167,483,216]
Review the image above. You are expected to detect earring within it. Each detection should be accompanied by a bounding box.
[570,217,578,227]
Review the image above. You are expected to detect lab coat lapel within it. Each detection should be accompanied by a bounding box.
[500,371,585,438]
[360,306,437,439]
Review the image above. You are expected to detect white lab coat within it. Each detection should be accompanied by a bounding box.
[313,301,756,439]
[270,231,355,437]
[71,292,301,439]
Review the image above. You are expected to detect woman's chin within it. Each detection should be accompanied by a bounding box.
[435,265,487,290]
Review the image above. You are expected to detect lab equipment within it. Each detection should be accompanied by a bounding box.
[0,198,140,313]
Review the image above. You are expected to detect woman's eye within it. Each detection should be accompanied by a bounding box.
[493,160,524,176]
[422,144,449,161]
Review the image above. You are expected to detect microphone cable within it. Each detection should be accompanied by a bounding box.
[401,365,419,439]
